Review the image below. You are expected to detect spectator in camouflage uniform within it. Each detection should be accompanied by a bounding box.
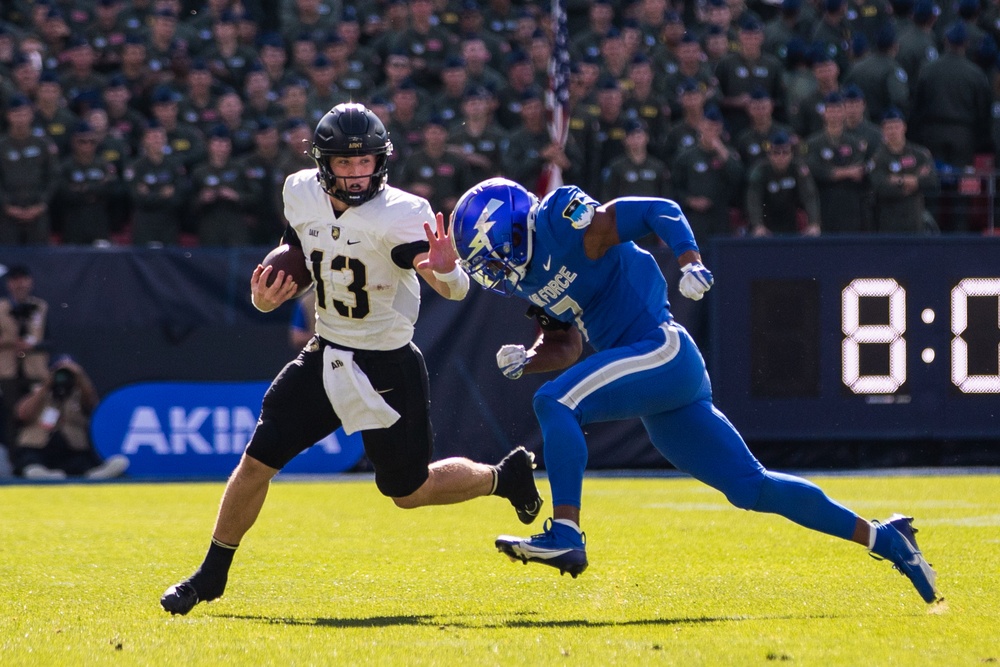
[842,84,883,159]
[671,105,745,238]
[736,87,797,169]
[588,76,633,194]
[56,122,119,244]
[601,118,671,203]
[601,119,671,248]
[238,118,290,245]
[190,125,256,246]
[447,85,508,183]
[102,73,146,149]
[716,13,787,139]
[399,115,470,218]
[432,55,470,128]
[149,85,207,171]
[803,91,870,232]
[869,107,940,232]
[910,22,993,171]
[0,96,59,245]
[746,130,822,235]
[202,10,258,91]
[622,53,672,163]
[794,47,841,139]
[33,70,78,157]
[389,0,456,90]
[501,89,581,194]
[658,32,715,115]
[664,78,708,163]
[896,0,939,96]
[177,58,221,133]
[125,121,188,246]
[842,23,910,122]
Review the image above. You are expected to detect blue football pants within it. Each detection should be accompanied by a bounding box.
[532,323,859,541]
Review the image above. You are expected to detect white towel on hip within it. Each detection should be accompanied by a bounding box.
[322,346,401,435]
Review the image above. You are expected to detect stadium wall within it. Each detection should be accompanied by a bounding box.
[1,240,996,475]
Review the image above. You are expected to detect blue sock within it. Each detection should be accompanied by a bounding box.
[871,522,896,558]
[753,471,859,541]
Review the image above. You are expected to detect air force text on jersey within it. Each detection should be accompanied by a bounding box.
[526,266,579,308]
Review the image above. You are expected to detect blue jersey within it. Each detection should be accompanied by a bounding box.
[514,186,675,351]
[507,186,863,554]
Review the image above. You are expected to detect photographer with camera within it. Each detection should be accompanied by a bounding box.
[12,356,128,480]
[0,265,50,464]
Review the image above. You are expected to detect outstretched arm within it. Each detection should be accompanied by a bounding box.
[584,198,703,266]
[585,197,700,261]
[603,197,700,256]
[415,212,470,300]
[584,197,713,300]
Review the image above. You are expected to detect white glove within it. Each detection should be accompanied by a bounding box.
[496,344,528,380]
[679,262,714,301]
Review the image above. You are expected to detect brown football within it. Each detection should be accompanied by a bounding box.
[262,244,312,297]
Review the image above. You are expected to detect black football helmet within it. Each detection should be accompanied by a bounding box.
[310,103,393,206]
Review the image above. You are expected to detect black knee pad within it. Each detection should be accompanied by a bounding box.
[374,465,429,499]
[244,419,288,471]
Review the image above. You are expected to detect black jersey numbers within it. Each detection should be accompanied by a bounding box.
[309,249,370,319]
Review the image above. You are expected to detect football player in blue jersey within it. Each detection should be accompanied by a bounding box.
[437,177,940,603]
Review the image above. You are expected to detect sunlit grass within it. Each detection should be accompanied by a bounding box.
[1,474,996,665]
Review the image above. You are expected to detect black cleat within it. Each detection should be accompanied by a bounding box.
[160,582,201,616]
[495,447,543,525]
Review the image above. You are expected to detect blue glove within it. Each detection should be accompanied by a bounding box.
[679,262,714,301]
[496,344,527,380]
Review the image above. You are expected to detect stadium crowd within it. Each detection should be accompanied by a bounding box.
[0,0,998,246]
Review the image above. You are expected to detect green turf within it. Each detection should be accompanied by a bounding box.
[1,474,996,666]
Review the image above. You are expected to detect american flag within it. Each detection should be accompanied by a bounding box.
[539,0,571,196]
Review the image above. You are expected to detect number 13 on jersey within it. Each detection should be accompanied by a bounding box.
[310,249,370,319]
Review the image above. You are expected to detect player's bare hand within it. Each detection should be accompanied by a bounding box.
[418,212,459,274]
[251,264,299,312]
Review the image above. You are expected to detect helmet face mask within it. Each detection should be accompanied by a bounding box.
[450,178,538,296]
[311,103,393,206]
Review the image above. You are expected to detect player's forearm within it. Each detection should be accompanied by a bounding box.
[676,250,702,268]
[609,197,700,256]
[524,334,582,375]
[420,264,470,301]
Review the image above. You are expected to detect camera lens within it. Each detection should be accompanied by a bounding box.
[52,368,76,398]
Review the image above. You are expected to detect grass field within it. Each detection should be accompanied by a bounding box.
[1,473,997,666]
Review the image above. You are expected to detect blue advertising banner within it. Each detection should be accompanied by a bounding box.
[91,381,365,478]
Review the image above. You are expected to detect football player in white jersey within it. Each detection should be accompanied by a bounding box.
[161,103,543,616]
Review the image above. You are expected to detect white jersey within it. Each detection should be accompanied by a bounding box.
[282,169,433,350]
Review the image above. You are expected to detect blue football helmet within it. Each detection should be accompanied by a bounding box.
[450,178,538,296]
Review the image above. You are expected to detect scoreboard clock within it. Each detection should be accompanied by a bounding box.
[709,236,1000,440]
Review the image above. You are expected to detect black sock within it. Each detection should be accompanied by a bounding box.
[489,466,503,497]
[494,463,521,499]
[188,539,238,601]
